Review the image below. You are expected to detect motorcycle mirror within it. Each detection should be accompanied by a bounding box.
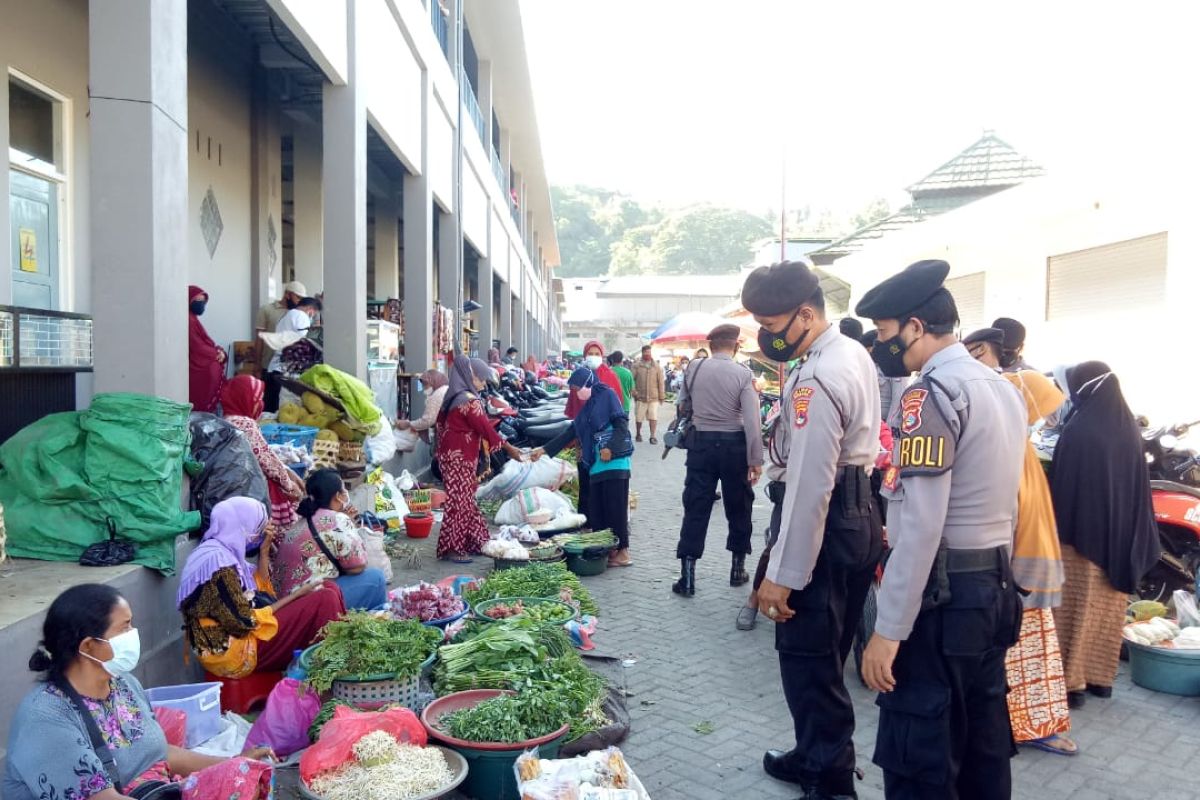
[1161,434,1180,451]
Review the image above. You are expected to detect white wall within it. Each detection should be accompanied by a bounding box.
[462,155,488,253]
[187,22,253,354]
[266,0,349,84]
[360,0,422,171]
[428,98,454,210]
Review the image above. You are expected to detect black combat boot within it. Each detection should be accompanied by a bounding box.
[672,557,696,597]
[730,554,749,586]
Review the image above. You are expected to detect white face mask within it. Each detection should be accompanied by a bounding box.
[576,386,593,403]
[423,387,433,397]
[81,628,141,676]
[585,355,603,370]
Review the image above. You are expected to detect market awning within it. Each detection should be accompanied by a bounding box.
[650,311,744,345]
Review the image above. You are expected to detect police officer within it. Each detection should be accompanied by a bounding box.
[857,260,1027,800]
[742,260,883,800]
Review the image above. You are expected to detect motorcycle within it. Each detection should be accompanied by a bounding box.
[1140,419,1200,601]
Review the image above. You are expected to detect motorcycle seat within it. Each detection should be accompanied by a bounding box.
[522,420,572,443]
[1152,480,1200,501]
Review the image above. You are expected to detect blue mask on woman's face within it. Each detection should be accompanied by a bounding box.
[190,300,207,316]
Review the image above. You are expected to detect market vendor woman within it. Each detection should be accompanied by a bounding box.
[178,497,346,676]
[3,584,274,800]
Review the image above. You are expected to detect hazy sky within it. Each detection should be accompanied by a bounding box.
[520,0,1195,215]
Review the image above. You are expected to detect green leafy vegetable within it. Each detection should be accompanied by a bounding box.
[306,612,442,693]
[464,562,599,616]
[442,688,573,744]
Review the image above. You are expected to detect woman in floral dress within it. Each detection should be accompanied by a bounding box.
[435,356,524,560]
[3,584,274,800]
[221,374,306,527]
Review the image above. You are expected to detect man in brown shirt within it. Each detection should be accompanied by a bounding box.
[671,324,764,596]
[631,345,666,443]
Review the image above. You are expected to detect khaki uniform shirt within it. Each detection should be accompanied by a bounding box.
[765,325,881,589]
[874,343,1027,640]
[676,353,764,466]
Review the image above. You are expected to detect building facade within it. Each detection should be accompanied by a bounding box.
[1,0,562,430]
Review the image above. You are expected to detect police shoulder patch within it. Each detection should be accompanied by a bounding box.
[792,386,815,428]
[896,384,955,476]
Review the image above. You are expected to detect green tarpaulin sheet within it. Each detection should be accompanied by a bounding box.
[0,393,201,574]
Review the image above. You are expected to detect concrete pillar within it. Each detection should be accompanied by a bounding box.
[251,68,283,312]
[404,68,435,380]
[321,2,367,378]
[437,209,459,338]
[292,124,323,293]
[374,193,400,301]
[476,255,494,357]
[0,76,10,301]
[498,276,512,352]
[89,0,188,399]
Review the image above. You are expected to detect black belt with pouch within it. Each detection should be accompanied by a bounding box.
[884,542,1012,612]
[823,465,880,571]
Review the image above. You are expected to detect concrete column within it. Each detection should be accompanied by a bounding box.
[404,69,435,380]
[479,61,494,153]
[498,276,512,352]
[374,193,400,301]
[251,68,283,312]
[321,2,367,378]
[292,124,324,293]
[476,253,494,356]
[89,0,188,399]
[0,76,10,301]
[437,209,459,335]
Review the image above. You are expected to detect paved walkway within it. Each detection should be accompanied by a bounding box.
[394,423,1200,800]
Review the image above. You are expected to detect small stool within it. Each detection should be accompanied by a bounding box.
[203,670,283,715]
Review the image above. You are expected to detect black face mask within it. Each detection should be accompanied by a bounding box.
[871,328,913,378]
[999,349,1018,369]
[757,308,807,363]
[190,300,207,316]
[285,297,298,310]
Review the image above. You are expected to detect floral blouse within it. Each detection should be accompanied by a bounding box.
[271,508,368,595]
[226,415,298,488]
[2,674,167,800]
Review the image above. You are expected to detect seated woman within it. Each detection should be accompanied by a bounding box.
[3,584,274,800]
[221,374,306,527]
[178,497,345,677]
[271,469,389,610]
[532,367,633,567]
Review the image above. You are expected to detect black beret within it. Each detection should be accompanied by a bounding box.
[962,327,1005,348]
[855,259,951,321]
[740,261,820,316]
[707,323,742,343]
[838,318,864,339]
[991,317,1026,349]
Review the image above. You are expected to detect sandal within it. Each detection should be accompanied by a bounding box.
[1023,734,1079,756]
[449,554,474,564]
[608,550,633,567]
[649,437,658,445]
[635,435,643,443]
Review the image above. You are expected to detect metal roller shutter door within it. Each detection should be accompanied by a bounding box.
[1046,232,1167,320]
[946,272,986,332]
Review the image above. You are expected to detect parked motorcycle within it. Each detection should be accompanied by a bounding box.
[1140,420,1200,601]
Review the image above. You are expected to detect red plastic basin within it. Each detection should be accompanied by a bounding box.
[405,512,435,539]
[421,689,570,751]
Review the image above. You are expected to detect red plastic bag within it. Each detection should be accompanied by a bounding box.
[154,705,188,748]
[245,678,321,758]
[182,756,272,800]
[300,706,427,784]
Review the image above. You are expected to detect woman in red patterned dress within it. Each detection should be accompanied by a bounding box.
[221,375,306,528]
[435,356,525,560]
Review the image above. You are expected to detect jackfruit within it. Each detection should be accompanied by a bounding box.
[1129,600,1168,622]
[316,429,339,443]
[277,403,304,425]
[329,420,357,442]
[302,392,326,414]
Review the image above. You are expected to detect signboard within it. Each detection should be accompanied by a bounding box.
[19,228,37,272]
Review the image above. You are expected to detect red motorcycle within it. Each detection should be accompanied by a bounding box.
[1141,420,1200,600]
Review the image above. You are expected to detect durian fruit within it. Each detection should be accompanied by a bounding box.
[302,392,326,414]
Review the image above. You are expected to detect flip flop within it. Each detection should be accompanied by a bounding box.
[649,437,658,444]
[450,555,474,564]
[608,557,633,568]
[1023,734,1079,756]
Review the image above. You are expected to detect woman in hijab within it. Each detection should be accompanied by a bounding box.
[221,375,306,528]
[189,286,226,413]
[177,497,345,677]
[532,367,633,566]
[1050,361,1160,708]
[435,356,525,560]
[1000,369,1075,754]
[566,340,624,418]
[397,369,450,444]
[487,347,503,366]
[273,469,388,610]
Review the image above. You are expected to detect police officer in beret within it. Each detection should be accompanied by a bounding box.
[856,260,1027,799]
[741,260,883,800]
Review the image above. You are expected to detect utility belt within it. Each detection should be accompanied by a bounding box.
[886,542,1011,612]
[693,429,747,443]
[824,465,881,571]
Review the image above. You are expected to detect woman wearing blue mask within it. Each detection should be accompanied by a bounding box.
[3,584,275,800]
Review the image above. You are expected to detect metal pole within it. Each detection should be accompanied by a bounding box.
[454,0,465,350]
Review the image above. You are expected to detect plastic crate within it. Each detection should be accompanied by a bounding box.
[260,424,319,452]
[147,682,222,747]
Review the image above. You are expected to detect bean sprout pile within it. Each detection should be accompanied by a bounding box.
[308,731,453,800]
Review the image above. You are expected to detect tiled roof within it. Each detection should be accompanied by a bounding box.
[907,131,1044,196]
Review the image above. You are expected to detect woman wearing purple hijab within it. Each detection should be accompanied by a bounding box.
[177,497,345,677]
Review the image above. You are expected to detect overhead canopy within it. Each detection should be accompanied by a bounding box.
[650,311,743,344]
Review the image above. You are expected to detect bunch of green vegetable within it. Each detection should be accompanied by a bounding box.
[307,698,355,742]
[464,561,599,616]
[434,618,571,694]
[306,612,443,692]
[552,530,616,549]
[442,688,573,744]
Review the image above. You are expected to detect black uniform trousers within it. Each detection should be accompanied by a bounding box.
[676,430,754,559]
[261,369,283,413]
[774,488,883,797]
[872,560,1022,800]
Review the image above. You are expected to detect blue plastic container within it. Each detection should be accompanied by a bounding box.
[1127,640,1200,696]
[260,424,319,452]
[147,682,223,747]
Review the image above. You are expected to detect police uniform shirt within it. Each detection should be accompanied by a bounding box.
[766,324,881,589]
[676,354,764,466]
[874,342,1027,641]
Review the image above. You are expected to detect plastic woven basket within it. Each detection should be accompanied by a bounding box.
[338,442,364,462]
[260,424,320,452]
[312,439,339,469]
[329,651,437,710]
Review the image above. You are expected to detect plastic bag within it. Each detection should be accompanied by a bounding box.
[476,458,578,501]
[300,706,427,784]
[79,520,136,566]
[495,488,575,526]
[1174,589,1200,628]
[245,678,321,758]
[155,705,188,748]
[192,712,253,757]
[189,413,269,530]
[181,757,272,800]
[395,470,417,491]
[361,526,393,582]
[394,428,421,453]
[363,416,396,465]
